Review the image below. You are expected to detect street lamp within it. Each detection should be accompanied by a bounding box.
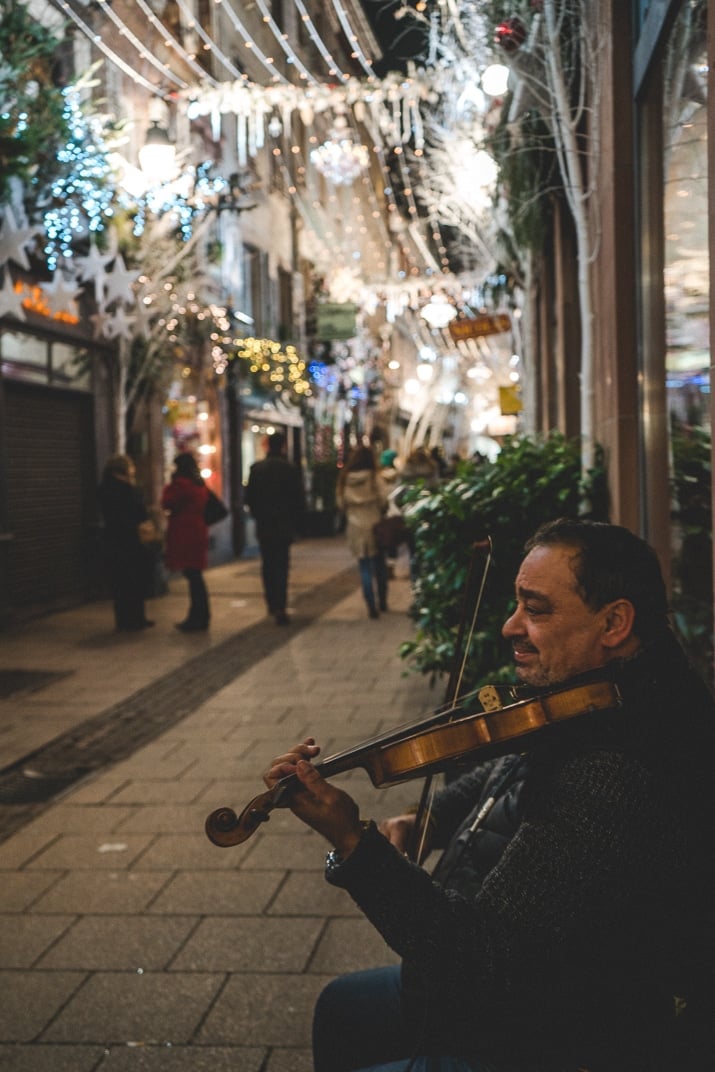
[138,120,176,184]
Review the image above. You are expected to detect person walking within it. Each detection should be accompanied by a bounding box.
[336,444,389,619]
[161,453,210,632]
[245,432,305,626]
[97,453,155,632]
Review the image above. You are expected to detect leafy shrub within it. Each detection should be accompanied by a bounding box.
[399,433,607,693]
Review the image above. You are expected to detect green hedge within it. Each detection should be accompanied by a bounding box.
[399,433,608,692]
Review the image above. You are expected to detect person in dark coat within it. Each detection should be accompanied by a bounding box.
[264,519,715,1072]
[98,453,154,632]
[161,453,210,632]
[245,432,305,625]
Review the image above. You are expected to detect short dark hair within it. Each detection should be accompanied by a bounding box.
[525,518,670,643]
[267,432,286,454]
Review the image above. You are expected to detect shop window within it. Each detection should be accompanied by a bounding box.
[662,0,711,675]
[1,332,93,391]
[1,332,48,382]
[51,343,91,390]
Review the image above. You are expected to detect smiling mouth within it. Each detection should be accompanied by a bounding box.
[512,645,537,660]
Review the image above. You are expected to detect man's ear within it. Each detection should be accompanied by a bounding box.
[601,599,637,649]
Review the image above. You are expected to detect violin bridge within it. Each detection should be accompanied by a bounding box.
[478,685,505,712]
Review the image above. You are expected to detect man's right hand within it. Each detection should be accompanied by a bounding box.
[378,814,417,854]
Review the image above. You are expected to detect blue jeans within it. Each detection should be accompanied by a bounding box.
[358,553,388,613]
[312,966,509,1072]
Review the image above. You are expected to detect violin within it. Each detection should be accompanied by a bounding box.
[204,677,621,847]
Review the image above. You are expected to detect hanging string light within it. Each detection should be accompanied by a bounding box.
[49,0,178,96]
[132,0,220,86]
[291,0,349,82]
[173,0,247,82]
[209,0,291,85]
[330,0,378,81]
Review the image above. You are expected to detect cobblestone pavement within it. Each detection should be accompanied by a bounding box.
[0,537,434,1071]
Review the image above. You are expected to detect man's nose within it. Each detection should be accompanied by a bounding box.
[502,607,521,638]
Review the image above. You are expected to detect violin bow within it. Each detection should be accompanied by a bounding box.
[407,536,493,864]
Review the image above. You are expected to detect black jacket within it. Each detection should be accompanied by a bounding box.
[326,632,715,1071]
[245,454,305,544]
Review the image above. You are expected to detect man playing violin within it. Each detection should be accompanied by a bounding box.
[265,518,715,1072]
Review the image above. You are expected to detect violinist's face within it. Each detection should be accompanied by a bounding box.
[502,544,623,688]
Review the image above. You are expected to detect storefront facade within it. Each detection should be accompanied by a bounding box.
[0,318,107,623]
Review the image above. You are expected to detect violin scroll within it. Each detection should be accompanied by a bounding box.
[205,791,275,847]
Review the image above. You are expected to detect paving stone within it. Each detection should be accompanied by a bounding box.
[268,871,361,917]
[96,1044,266,1071]
[196,972,329,1047]
[0,831,60,870]
[147,869,283,915]
[32,869,170,914]
[21,804,137,835]
[114,804,217,835]
[0,971,85,1042]
[0,870,62,911]
[309,917,401,974]
[108,780,209,805]
[130,833,251,870]
[37,915,197,970]
[0,913,74,968]
[41,971,223,1044]
[240,832,324,871]
[64,775,132,805]
[170,915,323,972]
[0,1043,105,1071]
[265,1047,313,1072]
[26,834,154,871]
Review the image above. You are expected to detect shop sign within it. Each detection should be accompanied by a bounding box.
[499,384,522,415]
[449,313,511,341]
[316,302,358,340]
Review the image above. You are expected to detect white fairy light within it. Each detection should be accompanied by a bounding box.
[51,0,178,95]
[291,0,348,81]
[132,0,220,85]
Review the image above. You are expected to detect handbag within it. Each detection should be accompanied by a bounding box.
[137,519,159,545]
[205,489,229,526]
[373,513,409,551]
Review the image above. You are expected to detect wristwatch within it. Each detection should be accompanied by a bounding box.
[325,820,374,875]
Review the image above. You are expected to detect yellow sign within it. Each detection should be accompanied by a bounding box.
[499,384,522,415]
[449,313,511,341]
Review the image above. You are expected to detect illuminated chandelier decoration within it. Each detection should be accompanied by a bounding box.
[310,115,370,186]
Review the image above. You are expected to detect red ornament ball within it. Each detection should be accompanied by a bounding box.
[494,16,527,52]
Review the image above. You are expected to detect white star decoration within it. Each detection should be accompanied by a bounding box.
[0,271,26,321]
[76,241,113,304]
[90,308,111,339]
[40,271,82,318]
[103,253,140,308]
[103,304,136,340]
[0,206,41,271]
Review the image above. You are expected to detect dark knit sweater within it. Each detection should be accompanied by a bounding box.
[326,633,715,1070]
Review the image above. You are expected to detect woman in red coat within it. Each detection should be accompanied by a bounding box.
[161,453,211,631]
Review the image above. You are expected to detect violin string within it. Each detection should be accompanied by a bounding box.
[315,684,492,771]
[448,536,493,718]
[408,538,494,865]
